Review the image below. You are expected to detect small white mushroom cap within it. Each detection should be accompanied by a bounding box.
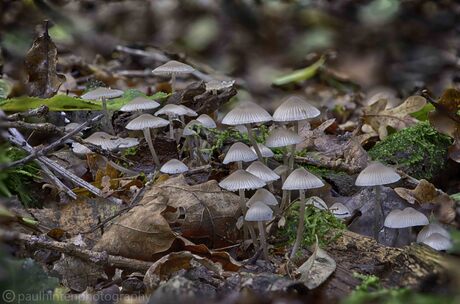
[283,167,324,190]
[117,137,140,149]
[416,223,450,243]
[160,159,189,174]
[265,127,302,148]
[120,97,160,112]
[84,132,122,151]
[178,105,198,117]
[355,161,401,186]
[223,142,258,164]
[384,207,429,228]
[155,104,190,117]
[421,233,452,251]
[246,189,278,207]
[251,143,274,158]
[273,95,320,122]
[306,196,328,210]
[219,169,266,191]
[245,201,274,222]
[246,161,280,182]
[71,142,92,156]
[274,165,289,176]
[196,114,217,129]
[221,102,272,125]
[152,60,195,76]
[126,114,169,130]
[205,79,235,92]
[182,120,202,136]
[81,87,123,100]
[329,203,351,219]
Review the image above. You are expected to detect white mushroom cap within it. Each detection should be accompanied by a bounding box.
[223,142,258,164]
[416,223,450,243]
[306,196,328,210]
[155,104,190,117]
[265,127,302,148]
[246,161,280,182]
[251,143,274,158]
[120,97,160,112]
[152,60,195,76]
[84,132,123,151]
[196,114,217,129]
[274,165,289,176]
[329,203,351,219]
[273,95,320,122]
[71,142,92,156]
[117,137,140,149]
[355,161,401,186]
[421,233,452,251]
[221,102,272,125]
[160,159,189,174]
[219,169,266,191]
[384,207,429,228]
[205,79,235,92]
[246,188,278,207]
[80,87,124,100]
[282,167,324,190]
[178,105,198,117]
[245,201,274,222]
[126,114,170,130]
[182,120,202,136]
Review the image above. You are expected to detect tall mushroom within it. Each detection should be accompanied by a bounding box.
[221,102,272,162]
[355,161,401,240]
[81,87,124,134]
[125,114,169,168]
[384,207,429,247]
[283,167,324,258]
[245,201,273,260]
[152,60,195,92]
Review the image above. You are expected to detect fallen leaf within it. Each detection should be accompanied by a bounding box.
[428,88,460,138]
[53,256,103,292]
[24,23,65,98]
[394,179,438,204]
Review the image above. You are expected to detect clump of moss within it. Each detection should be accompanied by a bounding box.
[277,203,345,247]
[368,122,452,180]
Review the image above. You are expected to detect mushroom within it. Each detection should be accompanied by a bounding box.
[160,159,189,175]
[246,161,279,192]
[221,102,272,162]
[383,207,429,247]
[416,223,450,243]
[246,188,278,208]
[120,96,160,113]
[245,201,274,260]
[182,120,205,163]
[251,143,274,160]
[272,95,320,172]
[152,60,195,91]
[81,87,124,134]
[306,196,328,210]
[222,142,258,169]
[196,114,217,129]
[355,161,401,240]
[155,104,192,139]
[283,167,324,258]
[205,79,235,95]
[219,169,266,246]
[421,233,452,251]
[125,114,169,168]
[329,202,351,219]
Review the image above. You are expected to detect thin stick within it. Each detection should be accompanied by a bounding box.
[7,105,49,121]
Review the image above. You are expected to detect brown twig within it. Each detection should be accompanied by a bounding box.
[0,120,63,135]
[7,105,49,121]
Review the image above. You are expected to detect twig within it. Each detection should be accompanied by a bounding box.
[7,105,49,121]
[0,121,63,135]
[0,229,153,272]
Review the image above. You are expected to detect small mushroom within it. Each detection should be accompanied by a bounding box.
[245,201,273,260]
[306,196,328,210]
[421,233,452,251]
[160,159,189,175]
[355,161,401,240]
[329,202,351,219]
[222,102,272,162]
[246,188,278,208]
[152,60,195,91]
[416,223,450,243]
[283,167,324,258]
[222,142,258,169]
[155,104,191,139]
[384,207,429,247]
[196,114,217,129]
[81,87,124,134]
[245,161,279,192]
[182,120,205,163]
[125,114,169,167]
[120,96,160,112]
[251,143,274,159]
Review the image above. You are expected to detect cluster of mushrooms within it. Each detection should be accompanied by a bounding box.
[68,60,452,261]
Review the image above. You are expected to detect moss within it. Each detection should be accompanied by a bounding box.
[277,204,346,247]
[368,122,452,180]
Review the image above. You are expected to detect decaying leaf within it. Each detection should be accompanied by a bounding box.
[24,24,65,98]
[434,193,456,224]
[363,96,427,139]
[53,255,104,292]
[428,88,460,138]
[297,118,336,151]
[394,179,438,204]
[296,238,336,289]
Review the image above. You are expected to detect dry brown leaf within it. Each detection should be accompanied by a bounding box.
[394,179,438,204]
[24,23,65,98]
[434,193,456,224]
[363,96,426,139]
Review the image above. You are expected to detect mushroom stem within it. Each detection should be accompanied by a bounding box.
[245,123,264,162]
[101,97,113,134]
[237,161,243,170]
[239,189,258,248]
[392,228,400,247]
[171,73,177,91]
[288,123,299,174]
[290,189,306,258]
[168,116,174,139]
[258,221,268,260]
[142,128,160,167]
[280,153,289,211]
[374,185,384,240]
